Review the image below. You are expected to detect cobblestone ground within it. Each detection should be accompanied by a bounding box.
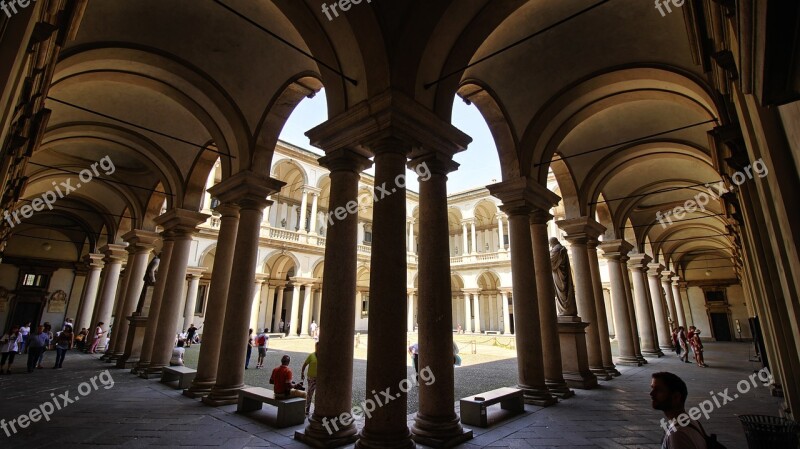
[0,337,782,448]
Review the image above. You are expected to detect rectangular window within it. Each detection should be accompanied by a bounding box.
[194,283,208,314]
[361,294,369,318]
[23,274,37,286]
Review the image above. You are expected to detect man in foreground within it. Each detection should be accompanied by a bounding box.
[650,371,708,448]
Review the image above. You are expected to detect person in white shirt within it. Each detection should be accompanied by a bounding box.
[1,325,23,374]
[170,340,185,366]
[650,372,707,449]
[19,322,30,353]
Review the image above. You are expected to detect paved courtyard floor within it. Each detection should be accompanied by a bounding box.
[0,339,782,448]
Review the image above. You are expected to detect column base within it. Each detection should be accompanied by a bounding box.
[519,385,557,407]
[183,378,215,398]
[139,365,165,379]
[411,412,473,448]
[642,349,664,358]
[545,379,575,398]
[636,355,648,364]
[115,355,138,369]
[105,353,123,363]
[563,371,598,389]
[603,365,621,377]
[590,367,612,381]
[202,384,243,406]
[294,414,358,449]
[660,344,676,353]
[615,356,642,366]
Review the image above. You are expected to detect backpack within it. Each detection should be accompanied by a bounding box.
[256,334,267,346]
[690,422,727,449]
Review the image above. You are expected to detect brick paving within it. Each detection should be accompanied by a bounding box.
[0,340,781,448]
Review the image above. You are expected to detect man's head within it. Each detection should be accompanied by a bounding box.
[263,328,269,333]
[650,372,687,413]
[281,355,291,365]
[549,237,560,247]
[177,340,185,348]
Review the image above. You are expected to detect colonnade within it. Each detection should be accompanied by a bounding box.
[452,216,508,255]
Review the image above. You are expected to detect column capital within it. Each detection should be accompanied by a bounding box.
[626,253,652,270]
[660,270,674,281]
[598,240,633,260]
[488,177,561,216]
[121,229,160,252]
[307,89,471,160]
[318,148,373,173]
[461,288,481,295]
[557,217,606,244]
[406,288,417,295]
[207,171,285,211]
[529,208,553,225]
[185,266,206,279]
[154,208,210,235]
[289,276,316,287]
[408,151,459,176]
[212,202,241,218]
[83,252,105,269]
[272,280,288,289]
[647,263,665,277]
[100,244,128,264]
[671,275,682,285]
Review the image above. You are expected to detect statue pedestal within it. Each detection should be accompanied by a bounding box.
[116,314,148,369]
[558,316,598,389]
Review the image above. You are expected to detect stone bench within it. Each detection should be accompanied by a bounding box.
[237,387,306,428]
[460,387,524,427]
[266,333,284,339]
[484,330,501,335]
[160,366,197,389]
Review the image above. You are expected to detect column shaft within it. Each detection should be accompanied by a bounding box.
[472,293,481,333]
[501,292,511,334]
[136,236,175,371]
[566,238,607,378]
[587,240,618,376]
[648,264,675,350]
[183,274,202,332]
[110,235,156,357]
[288,284,301,336]
[629,260,660,357]
[463,295,471,333]
[606,257,640,365]
[621,257,646,364]
[671,278,687,328]
[89,245,126,352]
[76,255,104,332]
[272,286,285,333]
[300,285,312,336]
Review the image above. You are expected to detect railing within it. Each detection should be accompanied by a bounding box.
[357,244,372,254]
[269,228,301,242]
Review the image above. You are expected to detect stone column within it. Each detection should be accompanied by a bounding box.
[183,268,205,332]
[88,244,127,353]
[249,278,264,331]
[300,283,314,336]
[598,241,641,366]
[671,276,687,328]
[500,290,511,334]
[205,171,284,405]
[298,188,309,233]
[587,237,619,376]
[263,284,276,332]
[297,149,371,448]
[530,209,573,397]
[135,234,175,373]
[407,290,415,332]
[146,209,210,376]
[620,255,646,365]
[647,263,675,351]
[358,138,412,449]
[660,270,679,328]
[461,222,468,255]
[309,191,319,234]
[185,203,240,397]
[272,284,286,333]
[488,178,556,406]
[463,294,472,333]
[558,217,610,380]
[471,291,481,333]
[76,253,105,332]
[409,153,471,447]
[104,252,134,361]
[288,280,302,336]
[627,254,661,357]
[108,231,158,359]
[497,214,506,251]
[470,220,477,255]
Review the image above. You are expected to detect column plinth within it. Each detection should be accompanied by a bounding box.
[557,316,599,388]
[185,203,240,398]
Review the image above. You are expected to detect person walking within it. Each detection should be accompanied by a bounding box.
[19,322,30,354]
[0,325,23,374]
[89,322,105,354]
[245,328,254,369]
[255,328,269,369]
[678,326,690,363]
[691,329,707,367]
[37,323,54,368]
[309,320,318,338]
[53,325,74,369]
[26,325,49,373]
[300,343,318,415]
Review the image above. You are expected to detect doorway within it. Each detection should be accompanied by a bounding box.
[709,313,732,341]
[8,298,43,329]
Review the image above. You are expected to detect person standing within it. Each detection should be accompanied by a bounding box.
[19,322,30,354]
[408,342,419,378]
[678,327,690,363]
[37,323,54,368]
[279,319,284,333]
[0,325,22,374]
[26,325,49,373]
[691,329,707,367]
[309,320,318,338]
[186,324,197,348]
[301,343,318,415]
[245,328,254,369]
[89,322,105,354]
[650,372,708,448]
[53,325,74,369]
[255,329,269,369]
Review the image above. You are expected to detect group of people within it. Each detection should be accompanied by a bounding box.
[0,320,84,373]
[275,320,320,338]
[672,325,708,367]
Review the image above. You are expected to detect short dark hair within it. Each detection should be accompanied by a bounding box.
[652,372,688,403]
[281,355,290,365]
